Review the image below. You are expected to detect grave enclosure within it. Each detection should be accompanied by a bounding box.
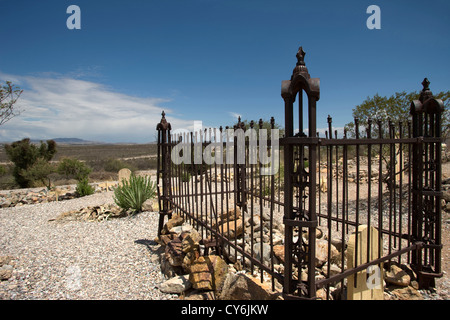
[155,47,444,299]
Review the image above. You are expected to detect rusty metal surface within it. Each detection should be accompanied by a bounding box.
[156,47,443,299]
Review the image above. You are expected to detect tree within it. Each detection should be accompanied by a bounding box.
[0,81,23,126]
[344,90,449,190]
[345,90,450,139]
[4,138,57,188]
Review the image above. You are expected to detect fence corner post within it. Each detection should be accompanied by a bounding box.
[156,111,172,236]
[410,78,444,288]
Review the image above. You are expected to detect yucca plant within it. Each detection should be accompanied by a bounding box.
[113,174,156,212]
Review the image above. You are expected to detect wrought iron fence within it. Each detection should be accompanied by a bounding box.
[156,47,443,299]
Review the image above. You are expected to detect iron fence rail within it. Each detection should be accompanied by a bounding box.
[156,47,443,299]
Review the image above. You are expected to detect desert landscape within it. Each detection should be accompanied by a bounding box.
[0,141,448,300]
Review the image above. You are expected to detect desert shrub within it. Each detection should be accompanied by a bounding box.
[4,138,57,188]
[76,177,95,197]
[104,158,135,172]
[113,174,156,212]
[57,157,92,181]
[20,158,56,189]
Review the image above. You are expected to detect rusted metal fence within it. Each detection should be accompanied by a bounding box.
[156,47,443,299]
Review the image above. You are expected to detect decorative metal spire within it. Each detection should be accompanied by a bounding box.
[419,78,433,103]
[292,46,310,79]
[296,46,306,66]
[422,78,430,91]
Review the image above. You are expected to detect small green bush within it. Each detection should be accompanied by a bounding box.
[58,158,92,181]
[76,177,95,197]
[104,158,130,172]
[113,174,156,212]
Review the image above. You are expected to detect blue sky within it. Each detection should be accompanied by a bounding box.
[0,0,449,143]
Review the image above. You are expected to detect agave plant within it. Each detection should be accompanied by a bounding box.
[113,174,156,212]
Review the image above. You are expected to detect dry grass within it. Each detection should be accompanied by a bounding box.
[0,143,158,190]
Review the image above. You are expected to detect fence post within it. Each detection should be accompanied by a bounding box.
[281,46,320,299]
[410,78,444,288]
[157,111,172,236]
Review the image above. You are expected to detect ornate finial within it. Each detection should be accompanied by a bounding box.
[296,47,306,66]
[292,46,310,79]
[419,78,433,103]
[422,78,430,91]
[157,110,171,131]
[259,118,263,128]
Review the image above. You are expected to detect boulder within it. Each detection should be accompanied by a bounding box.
[385,264,410,287]
[189,255,228,292]
[389,286,423,300]
[184,290,216,300]
[272,245,285,263]
[165,237,184,267]
[253,242,271,266]
[315,239,340,267]
[162,214,184,234]
[141,199,154,212]
[158,274,192,294]
[220,218,243,239]
[219,273,281,300]
[219,207,241,222]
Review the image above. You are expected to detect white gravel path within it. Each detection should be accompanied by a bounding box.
[0,191,176,300]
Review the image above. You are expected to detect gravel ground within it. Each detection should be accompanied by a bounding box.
[0,190,176,300]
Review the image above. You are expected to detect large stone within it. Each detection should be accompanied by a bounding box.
[162,214,184,234]
[165,237,184,267]
[385,264,410,287]
[272,245,285,263]
[220,218,243,239]
[219,273,281,300]
[159,274,192,294]
[253,242,272,266]
[389,286,423,300]
[181,233,201,272]
[442,190,450,202]
[141,199,154,212]
[219,207,241,222]
[189,255,228,292]
[184,290,216,300]
[315,239,340,267]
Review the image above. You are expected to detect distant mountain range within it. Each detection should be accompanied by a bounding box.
[1,138,157,145]
[31,138,102,145]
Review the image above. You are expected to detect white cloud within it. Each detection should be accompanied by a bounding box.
[0,72,193,143]
[229,112,242,121]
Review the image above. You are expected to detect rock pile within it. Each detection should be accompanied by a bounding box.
[153,210,432,300]
[0,182,118,208]
[52,199,154,222]
[154,213,282,300]
[0,188,77,208]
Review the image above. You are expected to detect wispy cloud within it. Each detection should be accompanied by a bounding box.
[0,72,193,143]
[229,112,242,121]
